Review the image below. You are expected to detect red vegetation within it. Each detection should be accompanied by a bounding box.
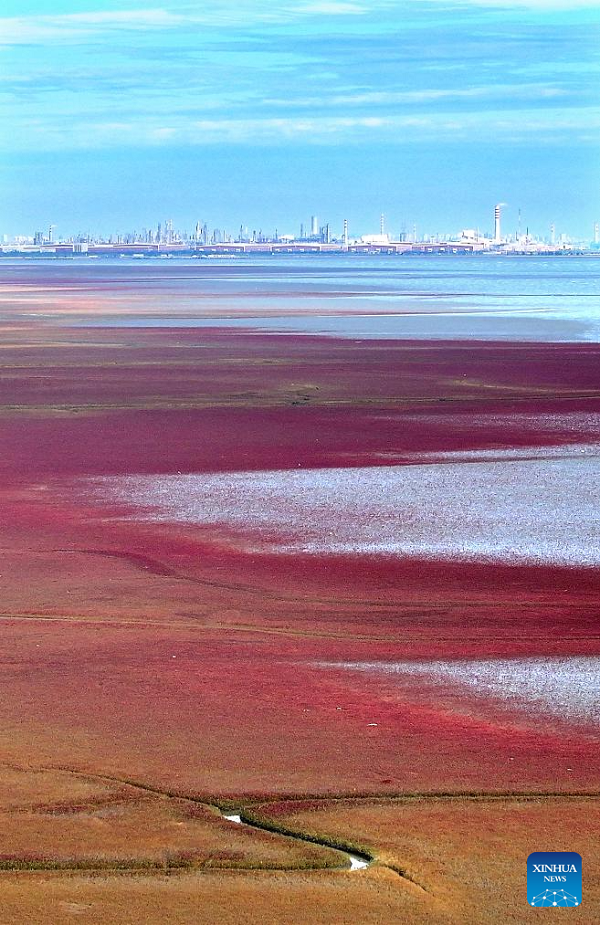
[0,322,599,798]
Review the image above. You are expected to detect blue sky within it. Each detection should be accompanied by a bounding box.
[1,0,599,238]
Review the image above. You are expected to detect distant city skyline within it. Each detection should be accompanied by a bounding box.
[7,205,599,246]
[2,1,599,237]
[6,202,599,255]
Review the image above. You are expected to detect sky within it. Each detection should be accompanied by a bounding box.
[1,0,599,239]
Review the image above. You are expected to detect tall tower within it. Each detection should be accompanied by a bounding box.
[494,205,502,244]
[311,215,319,237]
[380,213,385,237]
[343,219,348,248]
[594,222,599,245]
[48,224,56,244]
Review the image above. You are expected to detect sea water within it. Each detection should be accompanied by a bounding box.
[1,254,599,341]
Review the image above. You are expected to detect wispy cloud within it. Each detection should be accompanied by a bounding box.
[294,2,368,12]
[1,0,597,156]
[441,0,600,7]
[6,106,599,151]
[0,9,185,44]
[263,83,570,109]
[0,2,376,46]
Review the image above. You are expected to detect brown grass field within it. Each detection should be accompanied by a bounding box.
[0,265,599,922]
[251,796,600,923]
[0,766,341,873]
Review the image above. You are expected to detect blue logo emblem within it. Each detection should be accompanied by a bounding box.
[527,852,582,907]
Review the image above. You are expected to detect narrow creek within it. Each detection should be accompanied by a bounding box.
[222,811,371,871]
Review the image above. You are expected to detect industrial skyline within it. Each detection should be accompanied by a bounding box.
[4,205,599,256]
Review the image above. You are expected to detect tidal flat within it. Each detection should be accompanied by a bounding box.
[0,256,599,923]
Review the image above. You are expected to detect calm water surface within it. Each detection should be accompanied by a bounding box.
[1,254,599,341]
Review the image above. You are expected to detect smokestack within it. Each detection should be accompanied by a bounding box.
[494,205,502,244]
[343,219,348,248]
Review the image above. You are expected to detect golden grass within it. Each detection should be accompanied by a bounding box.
[0,868,423,925]
[256,797,600,922]
[0,767,340,872]
[4,770,596,924]
[0,765,108,812]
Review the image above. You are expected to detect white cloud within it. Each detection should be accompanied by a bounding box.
[0,9,184,44]
[0,2,378,46]
[188,115,392,141]
[295,1,367,12]
[0,0,595,47]
[428,0,600,7]
[6,105,599,150]
[264,83,569,109]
